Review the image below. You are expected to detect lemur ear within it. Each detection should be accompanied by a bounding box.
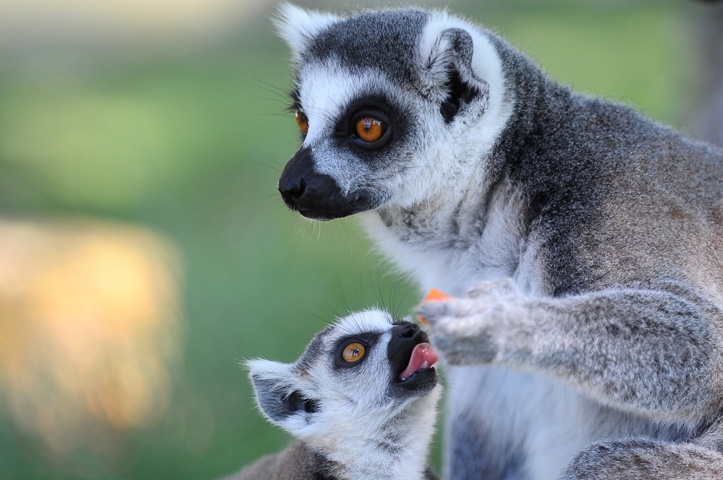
[420,27,490,123]
[274,3,340,64]
[247,359,319,429]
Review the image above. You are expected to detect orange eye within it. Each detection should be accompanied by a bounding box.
[342,342,366,363]
[355,117,385,143]
[295,110,309,133]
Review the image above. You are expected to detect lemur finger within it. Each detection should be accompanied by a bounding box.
[416,288,454,324]
[417,301,452,326]
[428,317,499,365]
[417,297,484,326]
[466,277,518,300]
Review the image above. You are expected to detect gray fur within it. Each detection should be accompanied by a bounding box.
[275,5,723,479]
[221,441,330,480]
[226,310,440,480]
[561,439,723,480]
[304,8,427,84]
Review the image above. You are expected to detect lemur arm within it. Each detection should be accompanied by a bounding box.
[418,278,723,423]
[561,438,723,480]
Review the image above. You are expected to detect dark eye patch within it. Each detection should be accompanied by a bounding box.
[333,332,380,369]
[334,94,406,153]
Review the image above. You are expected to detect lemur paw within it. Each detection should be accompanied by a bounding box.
[466,277,519,301]
[417,278,524,365]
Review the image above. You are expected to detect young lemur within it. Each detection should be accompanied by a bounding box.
[274,5,723,480]
[224,310,441,480]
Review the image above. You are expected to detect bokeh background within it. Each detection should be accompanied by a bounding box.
[0,0,719,478]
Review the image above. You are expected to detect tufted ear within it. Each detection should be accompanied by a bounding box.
[246,359,319,434]
[420,27,490,123]
[273,3,340,64]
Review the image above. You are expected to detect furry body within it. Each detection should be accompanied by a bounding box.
[274,5,723,479]
[226,310,440,480]
[223,441,326,480]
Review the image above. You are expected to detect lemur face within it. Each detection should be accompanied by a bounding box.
[247,310,440,442]
[275,5,507,220]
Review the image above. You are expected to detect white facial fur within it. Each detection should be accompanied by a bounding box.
[247,310,441,480]
[273,4,339,65]
[275,5,723,480]
[277,5,513,212]
[294,65,393,196]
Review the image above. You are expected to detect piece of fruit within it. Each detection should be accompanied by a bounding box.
[425,288,452,302]
[417,288,453,324]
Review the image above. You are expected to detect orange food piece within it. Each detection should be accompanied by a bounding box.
[417,288,453,324]
[425,288,452,302]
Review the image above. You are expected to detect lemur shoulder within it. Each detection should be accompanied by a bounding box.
[224,310,441,480]
[275,5,723,480]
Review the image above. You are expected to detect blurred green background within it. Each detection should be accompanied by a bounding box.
[0,0,712,478]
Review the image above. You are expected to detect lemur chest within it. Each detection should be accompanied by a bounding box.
[359,206,527,296]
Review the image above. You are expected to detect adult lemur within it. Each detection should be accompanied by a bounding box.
[224,310,440,480]
[274,4,723,479]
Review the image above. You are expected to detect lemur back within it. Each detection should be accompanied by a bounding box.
[274,5,723,480]
[225,310,441,480]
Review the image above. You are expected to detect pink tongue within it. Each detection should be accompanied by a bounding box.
[399,343,439,381]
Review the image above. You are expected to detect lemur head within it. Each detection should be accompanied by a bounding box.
[247,310,440,473]
[275,4,510,220]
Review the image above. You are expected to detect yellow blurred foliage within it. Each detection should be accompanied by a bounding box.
[0,218,182,454]
[0,0,269,40]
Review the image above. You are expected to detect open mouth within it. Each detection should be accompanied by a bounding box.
[396,342,439,385]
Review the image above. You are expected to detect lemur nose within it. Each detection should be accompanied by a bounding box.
[398,323,419,338]
[279,177,306,200]
[278,146,314,207]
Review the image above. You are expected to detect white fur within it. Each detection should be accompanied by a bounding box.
[275,6,723,480]
[274,3,339,64]
[390,13,513,210]
[286,9,513,213]
[296,65,384,195]
[444,365,593,479]
[275,7,588,479]
[360,187,526,297]
[248,310,441,480]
